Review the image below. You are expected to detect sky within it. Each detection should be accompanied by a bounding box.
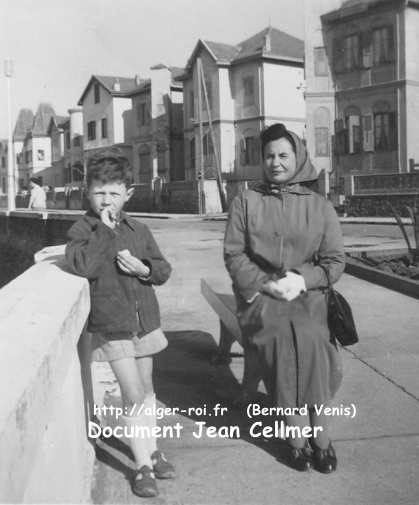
[0,0,304,139]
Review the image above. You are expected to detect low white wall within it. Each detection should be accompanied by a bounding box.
[0,249,95,503]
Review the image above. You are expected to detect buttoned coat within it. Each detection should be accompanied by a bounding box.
[224,136,345,407]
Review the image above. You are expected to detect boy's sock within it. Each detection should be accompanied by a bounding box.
[143,393,158,454]
[122,413,153,469]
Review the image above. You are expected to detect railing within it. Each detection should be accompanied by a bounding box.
[0,246,95,503]
[353,172,419,195]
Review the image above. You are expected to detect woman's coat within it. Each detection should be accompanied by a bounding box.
[224,135,345,408]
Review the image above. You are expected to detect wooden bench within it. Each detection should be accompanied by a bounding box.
[200,278,263,398]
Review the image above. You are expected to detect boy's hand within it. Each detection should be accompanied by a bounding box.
[100,208,117,229]
[117,249,150,278]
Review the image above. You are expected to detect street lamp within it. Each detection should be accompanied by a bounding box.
[4,59,15,211]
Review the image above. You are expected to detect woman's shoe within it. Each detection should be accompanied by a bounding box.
[288,443,313,472]
[132,465,159,497]
[312,441,337,474]
[151,450,176,479]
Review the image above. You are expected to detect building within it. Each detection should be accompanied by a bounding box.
[130,64,184,185]
[14,103,66,188]
[77,75,145,165]
[177,26,305,211]
[13,108,34,188]
[48,107,84,187]
[0,140,8,195]
[305,0,419,214]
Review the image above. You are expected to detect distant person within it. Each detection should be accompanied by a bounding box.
[224,123,345,474]
[28,177,46,210]
[65,149,174,498]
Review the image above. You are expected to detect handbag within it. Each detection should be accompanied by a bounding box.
[318,264,359,347]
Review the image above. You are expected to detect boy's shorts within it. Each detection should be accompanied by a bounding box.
[91,328,168,362]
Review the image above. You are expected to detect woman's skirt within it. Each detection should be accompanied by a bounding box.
[238,291,343,408]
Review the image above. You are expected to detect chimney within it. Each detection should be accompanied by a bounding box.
[135,74,141,86]
[113,78,121,92]
[264,28,272,53]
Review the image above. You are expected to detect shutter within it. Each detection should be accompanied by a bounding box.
[239,138,246,166]
[362,114,374,152]
[333,39,344,74]
[389,111,397,149]
[387,25,395,62]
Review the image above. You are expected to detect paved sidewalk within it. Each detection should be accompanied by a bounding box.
[90,221,419,505]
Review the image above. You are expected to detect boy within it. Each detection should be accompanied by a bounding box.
[65,149,174,498]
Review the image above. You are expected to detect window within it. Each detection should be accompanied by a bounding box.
[333,38,344,74]
[345,115,361,154]
[87,121,96,140]
[243,76,255,106]
[25,150,32,163]
[65,131,71,149]
[362,114,374,151]
[204,75,212,111]
[190,138,195,169]
[374,112,397,151]
[372,26,394,65]
[137,103,150,126]
[202,133,214,156]
[37,149,45,161]
[343,34,360,71]
[314,47,328,76]
[139,151,152,183]
[157,149,166,173]
[94,83,100,104]
[101,118,108,138]
[242,136,260,165]
[1,157,5,168]
[315,127,329,156]
[73,136,81,147]
[189,91,194,118]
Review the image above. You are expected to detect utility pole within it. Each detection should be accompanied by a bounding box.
[196,58,204,214]
[4,59,15,211]
[197,58,227,212]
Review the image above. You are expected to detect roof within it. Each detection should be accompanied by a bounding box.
[182,26,304,75]
[77,75,149,105]
[13,108,34,141]
[235,27,304,62]
[32,103,57,136]
[47,115,70,135]
[79,67,185,104]
[322,0,419,23]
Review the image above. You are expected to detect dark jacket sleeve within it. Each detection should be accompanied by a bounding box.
[224,193,270,301]
[294,200,345,289]
[65,219,116,279]
[140,225,172,285]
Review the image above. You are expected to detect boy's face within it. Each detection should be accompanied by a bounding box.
[88,180,134,217]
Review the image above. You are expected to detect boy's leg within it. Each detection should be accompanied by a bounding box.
[136,356,175,479]
[109,357,151,468]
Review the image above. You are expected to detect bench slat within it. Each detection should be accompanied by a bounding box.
[200,279,242,344]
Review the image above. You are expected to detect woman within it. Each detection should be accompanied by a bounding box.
[224,123,345,473]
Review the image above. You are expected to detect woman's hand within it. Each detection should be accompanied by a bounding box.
[262,272,306,301]
[117,249,150,278]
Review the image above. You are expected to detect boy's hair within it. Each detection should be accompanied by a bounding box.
[260,123,296,155]
[30,176,42,186]
[86,148,133,188]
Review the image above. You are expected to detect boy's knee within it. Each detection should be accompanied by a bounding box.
[122,389,145,410]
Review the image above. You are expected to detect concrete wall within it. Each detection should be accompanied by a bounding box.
[0,246,95,503]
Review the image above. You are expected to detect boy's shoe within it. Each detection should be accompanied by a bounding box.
[151,450,176,479]
[132,465,158,497]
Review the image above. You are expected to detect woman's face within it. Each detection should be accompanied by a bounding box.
[263,137,297,184]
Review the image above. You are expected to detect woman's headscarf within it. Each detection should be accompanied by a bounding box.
[257,124,318,193]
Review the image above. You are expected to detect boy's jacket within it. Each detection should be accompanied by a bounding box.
[65,211,171,334]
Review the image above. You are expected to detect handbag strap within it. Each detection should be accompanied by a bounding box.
[317,263,332,290]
